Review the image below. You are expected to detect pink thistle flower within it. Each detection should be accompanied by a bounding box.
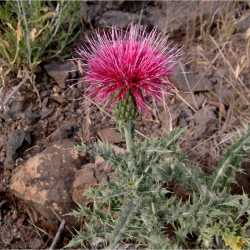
[78,24,179,112]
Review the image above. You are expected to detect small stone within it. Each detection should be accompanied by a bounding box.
[24,105,41,125]
[214,84,233,105]
[47,122,78,143]
[5,129,31,169]
[0,135,6,150]
[236,14,250,33]
[29,238,43,249]
[171,65,213,92]
[98,11,138,28]
[111,144,126,155]
[159,105,181,133]
[97,128,123,144]
[159,111,172,133]
[0,225,13,246]
[5,96,25,120]
[51,94,65,104]
[44,61,77,89]
[143,6,167,33]
[192,106,217,139]
[158,1,232,33]
[181,93,206,110]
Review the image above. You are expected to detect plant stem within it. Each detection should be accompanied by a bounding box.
[109,200,136,250]
[110,122,137,249]
[124,121,134,152]
[124,121,136,170]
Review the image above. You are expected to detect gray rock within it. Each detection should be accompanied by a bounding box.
[5,96,25,120]
[192,106,217,139]
[159,1,233,33]
[98,10,138,28]
[171,63,213,92]
[235,14,250,33]
[44,61,77,89]
[5,129,31,169]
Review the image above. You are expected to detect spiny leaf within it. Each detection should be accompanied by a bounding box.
[109,201,137,250]
[211,127,250,191]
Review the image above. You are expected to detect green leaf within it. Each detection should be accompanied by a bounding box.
[109,201,137,249]
[211,127,250,191]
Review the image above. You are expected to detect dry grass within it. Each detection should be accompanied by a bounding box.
[80,2,250,169]
[166,2,250,167]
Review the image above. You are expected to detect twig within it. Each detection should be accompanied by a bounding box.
[49,219,65,250]
[29,73,42,107]
[1,73,28,109]
[174,89,197,112]
[0,200,7,209]
[178,61,198,110]
[51,208,73,234]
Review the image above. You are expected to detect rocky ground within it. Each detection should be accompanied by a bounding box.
[1,1,250,248]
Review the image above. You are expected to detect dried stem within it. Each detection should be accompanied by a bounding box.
[49,219,65,250]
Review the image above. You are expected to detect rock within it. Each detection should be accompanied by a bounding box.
[41,97,55,119]
[181,93,206,110]
[98,11,138,28]
[235,14,250,33]
[159,104,181,133]
[5,129,31,169]
[10,140,81,228]
[80,1,88,23]
[143,6,167,33]
[28,238,43,249]
[44,61,77,89]
[5,95,25,120]
[0,225,13,246]
[81,1,233,33]
[178,107,193,127]
[50,94,65,104]
[192,106,217,139]
[234,160,250,194]
[214,84,233,105]
[171,64,213,92]
[159,110,172,133]
[47,122,79,143]
[160,1,232,33]
[82,1,108,25]
[97,128,123,144]
[0,135,5,150]
[111,144,126,155]
[24,105,41,125]
[72,162,112,204]
[81,1,126,25]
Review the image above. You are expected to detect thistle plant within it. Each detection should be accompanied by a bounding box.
[69,25,250,250]
[78,24,178,162]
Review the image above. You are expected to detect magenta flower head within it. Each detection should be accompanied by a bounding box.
[78,24,179,118]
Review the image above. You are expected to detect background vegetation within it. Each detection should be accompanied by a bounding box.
[0,0,80,86]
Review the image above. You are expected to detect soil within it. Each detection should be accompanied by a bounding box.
[1,1,250,249]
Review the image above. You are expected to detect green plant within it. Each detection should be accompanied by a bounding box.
[68,23,250,250]
[0,0,80,79]
[68,127,250,250]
